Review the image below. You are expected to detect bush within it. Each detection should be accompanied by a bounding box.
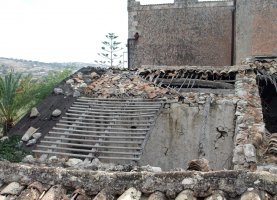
[0,67,72,135]
[32,68,72,103]
[0,135,29,162]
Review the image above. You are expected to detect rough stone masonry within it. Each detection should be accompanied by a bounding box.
[128,0,277,68]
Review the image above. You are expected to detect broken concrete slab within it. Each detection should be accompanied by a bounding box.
[21,127,38,142]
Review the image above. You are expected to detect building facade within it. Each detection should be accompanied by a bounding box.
[128,0,277,68]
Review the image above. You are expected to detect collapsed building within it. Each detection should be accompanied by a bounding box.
[1,59,276,199]
[0,0,277,199]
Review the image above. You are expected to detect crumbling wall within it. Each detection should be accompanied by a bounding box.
[0,162,277,199]
[128,0,234,68]
[235,0,277,63]
[232,71,266,170]
[139,95,236,170]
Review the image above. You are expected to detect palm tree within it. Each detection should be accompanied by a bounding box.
[0,71,34,135]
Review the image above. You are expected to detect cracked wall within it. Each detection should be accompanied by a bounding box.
[139,96,236,170]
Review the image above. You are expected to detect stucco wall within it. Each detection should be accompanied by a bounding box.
[139,98,236,170]
[128,0,234,68]
[235,0,277,63]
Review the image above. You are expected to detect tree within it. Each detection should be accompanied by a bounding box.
[0,71,34,135]
[0,68,72,136]
[95,33,124,68]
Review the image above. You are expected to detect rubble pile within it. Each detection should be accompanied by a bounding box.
[138,65,248,77]
[82,71,178,99]
[21,154,164,172]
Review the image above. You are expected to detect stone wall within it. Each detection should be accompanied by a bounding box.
[232,70,267,170]
[139,94,236,170]
[235,0,277,64]
[0,161,277,199]
[128,0,234,68]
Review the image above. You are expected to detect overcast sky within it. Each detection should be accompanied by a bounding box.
[0,0,174,63]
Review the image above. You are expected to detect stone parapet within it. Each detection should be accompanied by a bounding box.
[0,161,277,199]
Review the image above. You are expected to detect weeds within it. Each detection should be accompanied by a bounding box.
[0,135,29,162]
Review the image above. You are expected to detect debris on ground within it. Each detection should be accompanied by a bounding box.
[62,68,179,99]
[83,71,177,99]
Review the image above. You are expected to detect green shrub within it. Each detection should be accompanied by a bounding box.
[0,135,29,162]
[33,68,72,103]
[0,67,72,135]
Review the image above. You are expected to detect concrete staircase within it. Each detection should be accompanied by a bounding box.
[33,97,163,162]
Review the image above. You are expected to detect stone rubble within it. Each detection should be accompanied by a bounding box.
[22,155,36,164]
[21,127,38,142]
[257,164,277,175]
[73,90,81,97]
[0,136,8,142]
[51,109,62,117]
[84,71,176,99]
[175,190,196,200]
[148,191,166,200]
[29,107,39,118]
[32,132,42,140]
[243,144,257,163]
[20,155,166,173]
[65,158,83,168]
[20,126,45,147]
[118,187,141,200]
[26,138,37,146]
[53,87,63,95]
[0,182,24,196]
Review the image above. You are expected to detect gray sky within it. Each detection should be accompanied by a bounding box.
[0,0,173,63]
